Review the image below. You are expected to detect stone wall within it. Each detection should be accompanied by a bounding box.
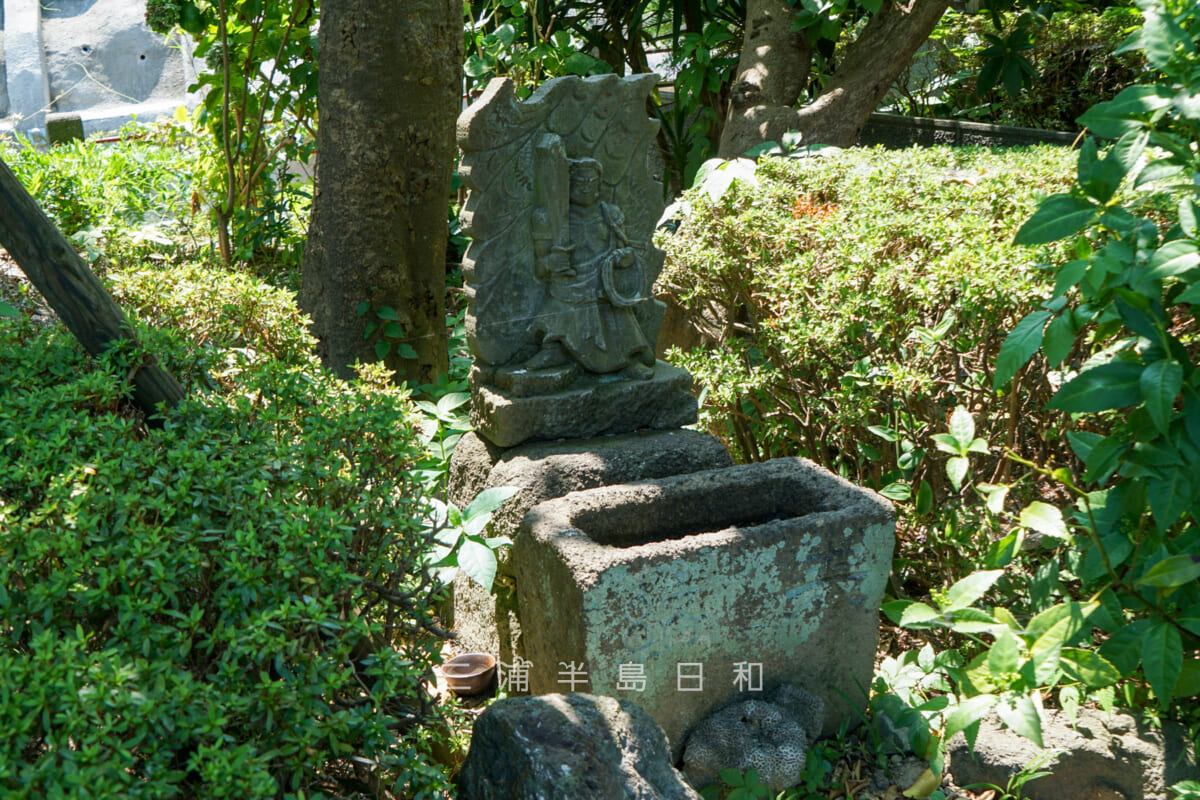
[0,0,196,139]
[858,112,1083,149]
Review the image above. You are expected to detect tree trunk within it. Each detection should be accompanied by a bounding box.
[720,0,951,156]
[300,0,461,384]
[0,157,185,418]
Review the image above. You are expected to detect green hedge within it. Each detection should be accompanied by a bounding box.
[658,145,1077,508]
[1,275,450,797]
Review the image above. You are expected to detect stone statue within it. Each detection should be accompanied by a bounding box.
[526,140,655,380]
[456,74,697,447]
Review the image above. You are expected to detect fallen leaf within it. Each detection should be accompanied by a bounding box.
[902,768,941,798]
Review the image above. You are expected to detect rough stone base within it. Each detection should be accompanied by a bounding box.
[447,429,732,663]
[456,693,702,800]
[469,360,697,448]
[948,710,1200,800]
[513,457,895,760]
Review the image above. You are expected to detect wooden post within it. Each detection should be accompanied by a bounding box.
[0,156,185,417]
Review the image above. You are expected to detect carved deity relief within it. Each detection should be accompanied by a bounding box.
[457,75,667,393]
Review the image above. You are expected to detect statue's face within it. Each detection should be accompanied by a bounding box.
[570,169,601,206]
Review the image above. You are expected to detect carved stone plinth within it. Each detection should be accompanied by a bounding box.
[469,361,697,448]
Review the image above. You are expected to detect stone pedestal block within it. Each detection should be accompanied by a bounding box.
[469,361,697,448]
[447,429,732,664]
[512,458,895,759]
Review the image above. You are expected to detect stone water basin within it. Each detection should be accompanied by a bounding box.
[512,457,895,759]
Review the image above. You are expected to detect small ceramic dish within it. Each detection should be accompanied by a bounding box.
[442,653,496,696]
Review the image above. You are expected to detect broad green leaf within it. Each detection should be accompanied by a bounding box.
[988,630,1021,675]
[1014,195,1096,245]
[947,607,1002,635]
[1137,5,1194,70]
[944,693,997,744]
[1147,240,1200,281]
[1137,554,1200,588]
[949,406,975,445]
[932,433,963,455]
[944,570,1005,611]
[1078,85,1171,138]
[1059,685,1081,724]
[1143,621,1183,704]
[1019,501,1067,539]
[995,310,1051,388]
[373,340,391,360]
[458,538,499,590]
[463,486,523,521]
[1047,362,1144,413]
[1059,648,1121,688]
[878,482,911,501]
[436,391,471,415]
[1043,313,1075,367]
[993,606,1021,630]
[1180,198,1199,238]
[983,483,1009,515]
[1027,602,1094,643]
[915,480,933,516]
[995,693,1043,748]
[1180,604,1200,637]
[1146,470,1195,532]
[947,456,969,492]
[376,306,400,321]
[899,602,940,627]
[1140,359,1183,435]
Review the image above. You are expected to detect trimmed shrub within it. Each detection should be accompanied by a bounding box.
[0,309,451,797]
[657,145,1077,510]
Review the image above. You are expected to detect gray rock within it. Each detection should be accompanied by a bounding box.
[456,693,703,800]
[947,709,1200,800]
[447,429,732,665]
[681,685,825,792]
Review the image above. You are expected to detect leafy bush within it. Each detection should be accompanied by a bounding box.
[658,145,1077,527]
[0,307,451,797]
[892,7,1146,131]
[872,0,1199,777]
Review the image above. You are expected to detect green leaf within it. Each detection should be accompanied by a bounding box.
[947,456,969,492]
[949,406,975,446]
[1142,621,1182,704]
[458,538,499,590]
[878,482,911,501]
[943,694,997,743]
[994,310,1051,388]
[373,340,391,360]
[383,321,404,339]
[1137,5,1194,70]
[915,480,933,516]
[988,630,1021,675]
[899,602,940,627]
[944,570,1005,612]
[995,693,1043,748]
[463,486,523,521]
[1146,470,1195,532]
[1059,648,1121,688]
[1014,195,1097,245]
[1047,362,1144,412]
[436,391,470,415]
[1140,359,1183,435]
[1147,240,1200,281]
[1078,85,1171,138]
[1138,554,1200,588]
[0,300,18,318]
[933,433,964,455]
[1042,313,1074,367]
[1180,198,1199,238]
[1018,501,1066,539]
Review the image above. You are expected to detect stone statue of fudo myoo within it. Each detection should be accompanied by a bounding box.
[457,75,697,448]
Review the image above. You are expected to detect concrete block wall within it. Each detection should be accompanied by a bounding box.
[0,0,197,139]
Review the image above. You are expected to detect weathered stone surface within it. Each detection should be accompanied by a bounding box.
[457,74,702,442]
[456,693,703,800]
[947,709,1200,800]
[447,429,732,664]
[469,360,697,448]
[513,457,895,759]
[45,112,84,144]
[682,685,824,792]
